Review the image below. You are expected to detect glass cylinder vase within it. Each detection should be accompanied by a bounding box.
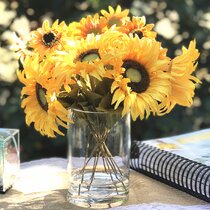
[67,109,131,209]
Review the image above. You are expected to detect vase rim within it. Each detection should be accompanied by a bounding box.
[70,108,122,115]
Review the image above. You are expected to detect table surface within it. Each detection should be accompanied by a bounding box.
[0,158,208,210]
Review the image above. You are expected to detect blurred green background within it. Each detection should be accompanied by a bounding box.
[0,0,209,161]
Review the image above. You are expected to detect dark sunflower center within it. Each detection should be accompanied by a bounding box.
[108,17,121,28]
[78,49,100,62]
[42,32,57,47]
[87,27,101,35]
[132,30,143,39]
[35,83,48,111]
[123,60,150,93]
[104,64,113,70]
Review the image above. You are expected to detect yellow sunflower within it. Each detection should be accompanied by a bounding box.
[67,21,81,40]
[98,30,129,79]
[56,34,108,82]
[49,49,78,93]
[111,37,171,120]
[17,55,71,138]
[101,5,129,28]
[160,40,200,113]
[119,16,157,39]
[99,30,129,59]
[69,14,107,39]
[29,20,69,57]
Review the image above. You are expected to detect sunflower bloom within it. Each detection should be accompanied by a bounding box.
[101,5,129,28]
[59,34,109,82]
[17,55,71,137]
[119,16,157,39]
[15,9,201,139]
[29,20,69,57]
[160,40,200,113]
[69,14,107,39]
[111,37,171,120]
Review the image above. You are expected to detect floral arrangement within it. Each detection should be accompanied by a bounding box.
[15,5,200,138]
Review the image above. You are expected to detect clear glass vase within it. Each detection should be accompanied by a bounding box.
[67,109,131,209]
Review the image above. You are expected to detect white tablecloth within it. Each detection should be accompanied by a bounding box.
[1,158,209,210]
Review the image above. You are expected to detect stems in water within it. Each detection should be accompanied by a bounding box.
[78,132,126,194]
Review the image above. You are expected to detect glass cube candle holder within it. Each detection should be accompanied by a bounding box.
[0,128,20,192]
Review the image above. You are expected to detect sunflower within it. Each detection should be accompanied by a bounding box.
[119,16,157,39]
[101,5,129,29]
[98,30,129,79]
[29,20,69,57]
[99,30,129,59]
[17,55,71,137]
[73,36,107,81]
[68,14,107,39]
[111,37,171,120]
[159,40,200,114]
[49,48,78,93]
[56,34,108,83]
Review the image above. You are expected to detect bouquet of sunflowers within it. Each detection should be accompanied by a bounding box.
[15,5,200,138]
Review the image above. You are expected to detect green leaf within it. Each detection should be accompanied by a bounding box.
[98,93,112,110]
[58,86,79,108]
[80,87,103,107]
[95,78,113,96]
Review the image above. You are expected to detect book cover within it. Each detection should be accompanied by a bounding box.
[130,128,210,202]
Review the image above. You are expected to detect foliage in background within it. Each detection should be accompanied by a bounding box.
[0,0,209,161]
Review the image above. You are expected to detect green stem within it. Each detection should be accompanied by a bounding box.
[104,154,119,194]
[75,111,126,195]
[88,149,101,191]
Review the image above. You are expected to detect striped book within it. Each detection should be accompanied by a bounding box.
[130,128,210,202]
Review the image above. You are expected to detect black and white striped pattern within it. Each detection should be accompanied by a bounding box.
[130,141,210,202]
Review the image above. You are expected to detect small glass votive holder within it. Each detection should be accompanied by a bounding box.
[0,128,20,192]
